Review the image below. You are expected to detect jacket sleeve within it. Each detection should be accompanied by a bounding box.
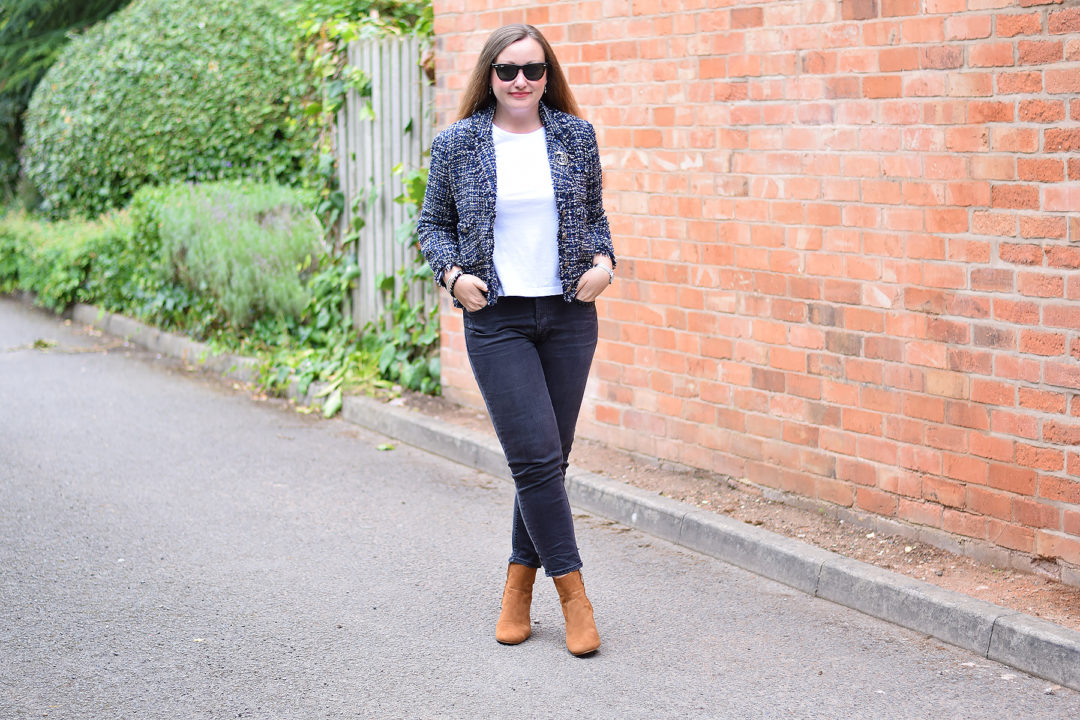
[583,123,615,270]
[417,131,460,286]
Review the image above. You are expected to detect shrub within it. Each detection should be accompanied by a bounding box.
[150,181,322,330]
[20,0,311,219]
[0,0,133,200]
[0,208,134,311]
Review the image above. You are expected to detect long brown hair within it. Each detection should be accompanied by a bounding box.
[455,24,581,121]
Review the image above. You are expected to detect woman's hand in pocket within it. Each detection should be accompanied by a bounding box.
[575,265,611,303]
[453,274,489,312]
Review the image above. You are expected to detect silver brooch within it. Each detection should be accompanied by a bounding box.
[553,150,569,166]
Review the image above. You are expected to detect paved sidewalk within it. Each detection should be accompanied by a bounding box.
[43,299,1080,691]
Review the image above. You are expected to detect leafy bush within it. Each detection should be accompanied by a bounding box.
[0,0,133,200]
[0,208,133,311]
[152,182,321,329]
[21,0,311,219]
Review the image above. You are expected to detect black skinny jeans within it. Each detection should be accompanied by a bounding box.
[463,295,598,577]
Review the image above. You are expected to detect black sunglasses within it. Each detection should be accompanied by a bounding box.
[491,62,548,82]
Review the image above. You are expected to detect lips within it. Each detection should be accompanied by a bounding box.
[510,92,531,98]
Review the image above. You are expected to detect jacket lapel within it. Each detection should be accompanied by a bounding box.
[471,105,498,199]
[540,103,573,214]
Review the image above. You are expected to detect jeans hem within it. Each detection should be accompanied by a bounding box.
[508,556,542,569]
[543,561,583,579]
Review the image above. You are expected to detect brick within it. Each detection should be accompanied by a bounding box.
[971,379,1014,406]
[1048,7,1080,34]
[971,433,1015,462]
[1045,421,1080,445]
[987,520,1035,553]
[999,242,1043,265]
[1018,272,1065,298]
[1045,303,1080,329]
[992,127,1039,153]
[1015,445,1066,472]
[879,47,919,72]
[1047,245,1080,268]
[948,71,994,97]
[856,487,899,515]
[1045,184,1080,212]
[988,463,1036,494]
[882,0,919,16]
[993,298,1040,325]
[844,0,880,19]
[922,45,965,69]
[991,184,1038,209]
[1018,387,1066,413]
[971,41,1014,67]
[901,15,946,42]
[898,499,942,527]
[973,324,1015,349]
[945,126,989,152]
[947,401,990,430]
[1045,128,1080,151]
[1019,99,1065,123]
[1043,361,1080,389]
[898,441,940,473]
[971,268,1014,292]
[1041,475,1080,503]
[1019,329,1066,356]
[863,75,903,98]
[946,14,993,40]
[944,453,989,482]
[1017,158,1064,183]
[969,101,1014,123]
[1018,40,1063,65]
[943,509,988,539]
[1035,530,1080,565]
[1069,37,1080,61]
[996,70,1042,94]
[967,486,1012,520]
[1066,510,1080,536]
[1047,68,1080,94]
[996,13,1042,38]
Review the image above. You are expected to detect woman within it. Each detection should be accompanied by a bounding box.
[417,23,614,656]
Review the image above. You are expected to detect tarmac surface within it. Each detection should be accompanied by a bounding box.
[3,296,1079,718]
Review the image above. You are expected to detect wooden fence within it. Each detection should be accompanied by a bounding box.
[335,36,436,329]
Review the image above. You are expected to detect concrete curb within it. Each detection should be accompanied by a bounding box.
[57,301,1080,691]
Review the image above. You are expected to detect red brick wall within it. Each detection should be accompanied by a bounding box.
[429,0,1080,580]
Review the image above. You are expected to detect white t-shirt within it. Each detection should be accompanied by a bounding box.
[492,124,561,297]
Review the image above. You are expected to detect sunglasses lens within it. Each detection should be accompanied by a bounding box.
[494,65,517,81]
[523,63,546,81]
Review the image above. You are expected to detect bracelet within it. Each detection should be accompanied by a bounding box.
[593,263,614,285]
[439,263,454,286]
[447,268,465,298]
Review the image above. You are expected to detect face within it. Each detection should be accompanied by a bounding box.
[490,37,547,120]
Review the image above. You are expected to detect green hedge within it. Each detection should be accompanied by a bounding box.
[1,180,320,331]
[21,0,310,219]
[0,0,133,200]
[0,209,134,312]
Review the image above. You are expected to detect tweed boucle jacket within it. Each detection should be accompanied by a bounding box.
[417,102,614,306]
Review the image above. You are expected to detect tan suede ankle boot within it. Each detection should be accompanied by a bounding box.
[553,570,601,656]
[495,563,537,645]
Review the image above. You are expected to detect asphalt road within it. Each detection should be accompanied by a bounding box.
[2,296,1078,719]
